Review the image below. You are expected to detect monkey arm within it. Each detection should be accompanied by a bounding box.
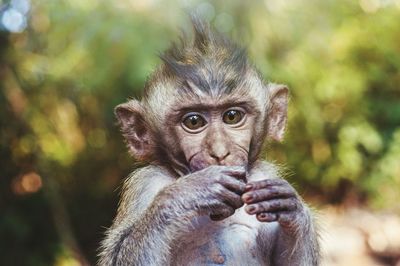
[246,162,320,265]
[99,165,246,265]
[98,166,189,266]
[270,205,320,265]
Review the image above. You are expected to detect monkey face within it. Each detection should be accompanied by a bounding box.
[113,15,290,176]
[173,100,257,172]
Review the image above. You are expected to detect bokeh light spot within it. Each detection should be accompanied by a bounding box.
[1,8,27,33]
[11,0,31,15]
[214,13,233,33]
[359,0,381,13]
[12,172,43,195]
[368,232,388,252]
[195,2,215,21]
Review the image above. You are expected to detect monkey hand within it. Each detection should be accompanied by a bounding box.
[161,165,247,221]
[242,178,309,233]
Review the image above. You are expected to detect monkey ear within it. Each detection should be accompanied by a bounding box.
[115,100,154,161]
[267,84,289,142]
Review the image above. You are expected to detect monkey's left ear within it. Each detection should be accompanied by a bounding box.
[266,84,289,142]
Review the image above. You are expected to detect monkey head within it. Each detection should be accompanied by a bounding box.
[115,20,288,176]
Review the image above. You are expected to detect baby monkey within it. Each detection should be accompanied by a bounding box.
[99,18,320,266]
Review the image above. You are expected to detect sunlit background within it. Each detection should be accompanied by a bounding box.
[1,0,400,265]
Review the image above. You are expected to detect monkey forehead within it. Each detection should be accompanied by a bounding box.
[142,81,176,125]
[143,73,269,123]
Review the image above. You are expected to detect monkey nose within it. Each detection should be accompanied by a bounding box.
[210,150,230,163]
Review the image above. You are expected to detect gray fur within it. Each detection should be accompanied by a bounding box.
[99,163,320,265]
[158,17,248,96]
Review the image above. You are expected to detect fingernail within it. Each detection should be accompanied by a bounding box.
[247,205,256,213]
[243,194,253,202]
[245,184,253,191]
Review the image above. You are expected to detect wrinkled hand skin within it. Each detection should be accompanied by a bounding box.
[160,165,247,221]
[242,178,304,232]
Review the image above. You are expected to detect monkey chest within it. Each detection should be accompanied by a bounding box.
[172,211,272,266]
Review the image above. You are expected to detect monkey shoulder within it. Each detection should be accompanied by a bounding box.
[122,165,175,193]
[116,165,175,221]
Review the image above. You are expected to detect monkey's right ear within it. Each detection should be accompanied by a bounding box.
[115,100,154,161]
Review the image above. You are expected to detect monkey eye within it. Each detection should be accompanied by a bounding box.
[223,110,244,125]
[182,114,207,131]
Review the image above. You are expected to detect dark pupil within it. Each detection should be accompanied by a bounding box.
[227,111,237,120]
[223,110,242,124]
[190,116,199,125]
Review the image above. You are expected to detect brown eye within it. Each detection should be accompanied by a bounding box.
[223,110,243,125]
[182,114,206,131]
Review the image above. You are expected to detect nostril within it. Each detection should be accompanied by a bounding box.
[221,152,230,161]
[210,154,218,160]
[210,151,230,162]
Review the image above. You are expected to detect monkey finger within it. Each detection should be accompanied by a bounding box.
[241,186,295,203]
[210,205,235,221]
[245,178,289,191]
[221,166,247,181]
[244,198,297,215]
[222,190,244,209]
[221,175,246,195]
[256,212,278,223]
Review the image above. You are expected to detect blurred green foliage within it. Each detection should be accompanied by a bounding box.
[1,0,399,265]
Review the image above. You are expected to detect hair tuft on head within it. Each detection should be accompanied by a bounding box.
[158,15,249,95]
